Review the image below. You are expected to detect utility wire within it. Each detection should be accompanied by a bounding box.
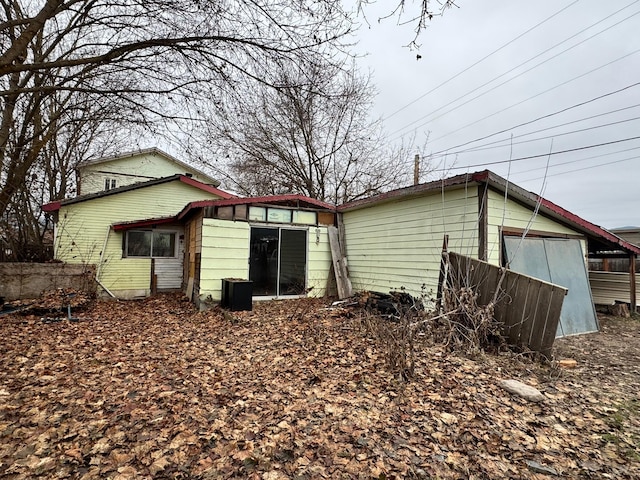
[382,0,581,121]
[427,103,640,157]
[425,81,640,157]
[427,113,640,159]
[511,144,640,175]
[432,135,640,172]
[388,1,640,140]
[426,48,640,145]
[518,154,639,182]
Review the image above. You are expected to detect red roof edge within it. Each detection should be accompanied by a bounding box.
[42,201,61,212]
[112,216,178,231]
[178,194,335,220]
[178,175,235,199]
[539,197,640,255]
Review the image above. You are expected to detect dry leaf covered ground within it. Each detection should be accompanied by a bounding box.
[0,294,638,479]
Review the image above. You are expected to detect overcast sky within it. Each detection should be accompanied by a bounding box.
[353,0,640,229]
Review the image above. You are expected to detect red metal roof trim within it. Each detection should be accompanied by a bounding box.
[178,175,235,199]
[178,194,335,220]
[40,174,234,212]
[338,172,483,212]
[112,216,178,231]
[42,201,61,212]
[538,197,640,255]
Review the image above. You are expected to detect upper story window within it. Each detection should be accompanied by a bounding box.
[125,230,176,258]
[104,178,117,191]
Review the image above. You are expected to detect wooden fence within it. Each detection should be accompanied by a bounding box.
[445,252,567,357]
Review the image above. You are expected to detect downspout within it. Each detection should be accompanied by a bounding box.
[96,225,116,298]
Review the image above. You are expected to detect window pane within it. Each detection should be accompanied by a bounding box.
[249,227,279,296]
[267,208,292,223]
[279,229,307,295]
[152,232,175,257]
[248,206,266,221]
[127,231,151,257]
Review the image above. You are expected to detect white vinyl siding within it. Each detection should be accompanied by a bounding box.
[486,189,586,265]
[199,219,250,302]
[342,188,479,298]
[307,226,332,297]
[56,181,220,298]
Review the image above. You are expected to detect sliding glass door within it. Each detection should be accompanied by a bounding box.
[249,227,307,296]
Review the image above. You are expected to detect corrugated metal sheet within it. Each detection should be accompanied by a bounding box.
[504,237,599,337]
[589,271,640,306]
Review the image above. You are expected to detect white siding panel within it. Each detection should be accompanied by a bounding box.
[342,188,479,298]
[155,227,185,290]
[199,219,250,302]
[486,189,585,265]
[307,226,331,297]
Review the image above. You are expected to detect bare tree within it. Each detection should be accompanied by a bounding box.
[207,60,414,204]
[0,0,451,257]
[0,0,355,217]
[357,0,457,48]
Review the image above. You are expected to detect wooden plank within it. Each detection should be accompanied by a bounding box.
[540,286,566,358]
[525,283,551,351]
[328,226,352,299]
[508,275,534,346]
[477,184,488,261]
[630,254,637,313]
[501,271,522,344]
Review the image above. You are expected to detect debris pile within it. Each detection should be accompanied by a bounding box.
[0,288,94,316]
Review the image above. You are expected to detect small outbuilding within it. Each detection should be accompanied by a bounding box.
[339,170,640,336]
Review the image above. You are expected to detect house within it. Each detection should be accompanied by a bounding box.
[75,148,219,195]
[43,151,336,304]
[338,170,640,336]
[43,174,232,298]
[44,158,639,334]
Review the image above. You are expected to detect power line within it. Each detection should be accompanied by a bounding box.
[432,135,640,172]
[429,103,640,157]
[518,155,639,183]
[428,113,640,160]
[425,81,640,157]
[511,144,640,175]
[382,0,581,121]
[426,49,640,145]
[388,1,640,140]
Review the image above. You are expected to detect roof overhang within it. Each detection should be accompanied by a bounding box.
[112,216,178,231]
[42,174,234,213]
[178,194,335,220]
[339,169,640,256]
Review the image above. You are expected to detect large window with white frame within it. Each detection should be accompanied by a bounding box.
[125,230,177,258]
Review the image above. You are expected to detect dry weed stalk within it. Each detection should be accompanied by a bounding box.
[436,286,503,354]
[358,309,419,382]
